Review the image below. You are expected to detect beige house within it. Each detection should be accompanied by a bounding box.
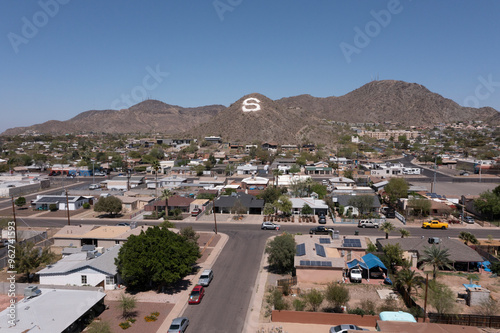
[53,225,155,249]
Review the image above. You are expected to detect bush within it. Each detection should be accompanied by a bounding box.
[292,298,306,311]
[83,202,91,209]
[266,287,288,311]
[359,299,376,314]
[119,322,131,329]
[49,204,58,211]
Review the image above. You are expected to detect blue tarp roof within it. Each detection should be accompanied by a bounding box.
[463,284,482,290]
[362,253,387,271]
[347,259,368,270]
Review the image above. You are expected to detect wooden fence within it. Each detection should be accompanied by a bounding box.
[277,276,297,287]
[428,313,500,328]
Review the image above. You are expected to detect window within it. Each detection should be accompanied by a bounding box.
[81,275,87,284]
[106,276,115,285]
[115,240,120,244]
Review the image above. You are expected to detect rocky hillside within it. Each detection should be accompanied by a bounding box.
[2,100,226,136]
[3,80,498,139]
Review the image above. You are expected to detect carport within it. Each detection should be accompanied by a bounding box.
[362,253,388,280]
[347,259,369,280]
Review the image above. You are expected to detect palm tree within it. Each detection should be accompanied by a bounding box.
[399,228,411,238]
[458,231,479,246]
[151,160,161,217]
[395,268,424,297]
[421,245,453,280]
[160,189,172,218]
[272,169,283,188]
[380,221,395,239]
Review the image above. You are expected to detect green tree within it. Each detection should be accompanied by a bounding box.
[399,228,410,238]
[115,226,200,290]
[301,204,313,215]
[309,183,327,199]
[14,242,56,282]
[384,178,409,205]
[395,268,424,296]
[324,282,350,310]
[473,189,500,220]
[275,195,292,216]
[421,245,453,280]
[458,231,479,246]
[408,197,431,216]
[428,281,455,314]
[348,195,374,215]
[86,320,112,333]
[118,293,136,318]
[265,233,296,274]
[343,168,354,180]
[289,164,301,175]
[14,196,26,208]
[382,243,404,272]
[232,199,247,216]
[303,288,324,312]
[94,196,123,216]
[380,221,395,239]
[263,202,275,216]
[258,186,284,204]
[180,226,200,244]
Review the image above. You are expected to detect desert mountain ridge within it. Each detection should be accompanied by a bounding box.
[2,80,498,143]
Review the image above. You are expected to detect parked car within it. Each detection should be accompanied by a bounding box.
[318,214,326,224]
[422,219,448,229]
[198,269,214,287]
[261,222,280,230]
[309,226,334,235]
[349,268,362,283]
[188,285,205,304]
[168,317,189,333]
[358,220,379,228]
[464,216,475,224]
[191,208,202,217]
[89,184,100,190]
[330,324,368,333]
[115,222,130,227]
[94,171,106,176]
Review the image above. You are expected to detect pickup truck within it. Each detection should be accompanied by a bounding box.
[422,220,448,229]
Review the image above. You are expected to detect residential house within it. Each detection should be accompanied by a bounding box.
[290,197,329,215]
[213,192,264,214]
[377,237,483,271]
[333,194,381,217]
[237,164,258,175]
[103,175,144,190]
[190,199,210,214]
[167,195,195,213]
[38,245,122,290]
[31,195,91,211]
[0,288,106,333]
[53,225,153,249]
[241,175,269,191]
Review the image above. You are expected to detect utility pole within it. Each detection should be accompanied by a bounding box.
[65,190,71,226]
[11,197,18,243]
[92,159,95,185]
[423,273,429,322]
[432,154,437,193]
[213,197,218,235]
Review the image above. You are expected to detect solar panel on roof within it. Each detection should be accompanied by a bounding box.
[321,261,332,267]
[319,238,331,244]
[296,243,306,256]
[315,243,326,257]
[300,260,310,266]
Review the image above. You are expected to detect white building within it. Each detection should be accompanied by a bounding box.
[38,245,121,290]
[31,195,91,211]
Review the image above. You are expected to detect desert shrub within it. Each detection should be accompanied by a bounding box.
[49,204,58,211]
[83,202,91,209]
[292,298,306,311]
[266,287,289,311]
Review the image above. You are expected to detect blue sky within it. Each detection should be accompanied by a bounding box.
[1,0,500,133]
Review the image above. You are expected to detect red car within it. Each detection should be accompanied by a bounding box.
[188,285,205,304]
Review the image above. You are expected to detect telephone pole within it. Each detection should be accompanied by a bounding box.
[11,197,18,243]
[65,190,71,226]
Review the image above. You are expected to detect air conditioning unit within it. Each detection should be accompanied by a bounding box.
[24,286,41,298]
[428,237,441,244]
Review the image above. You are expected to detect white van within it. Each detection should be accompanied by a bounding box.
[198,269,214,286]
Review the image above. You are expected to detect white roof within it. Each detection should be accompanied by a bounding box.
[0,288,106,332]
[290,197,329,209]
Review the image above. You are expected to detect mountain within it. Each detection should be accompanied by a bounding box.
[1,100,226,136]
[3,80,498,139]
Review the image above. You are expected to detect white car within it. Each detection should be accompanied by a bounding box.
[89,184,100,190]
[349,268,362,283]
[198,269,214,286]
[330,324,368,333]
[261,222,280,230]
